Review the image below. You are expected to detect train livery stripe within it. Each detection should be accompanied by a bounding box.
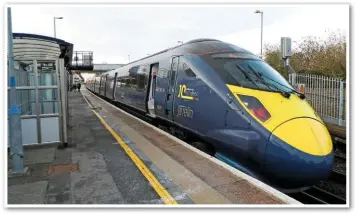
[226,84,332,156]
[82,94,178,205]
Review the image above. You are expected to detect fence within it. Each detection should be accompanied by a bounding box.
[289,73,346,127]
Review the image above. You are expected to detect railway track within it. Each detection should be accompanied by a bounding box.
[291,134,347,205]
[329,170,346,184]
[332,135,346,153]
[333,136,346,144]
[289,168,347,205]
[290,186,346,204]
[332,135,346,178]
[335,153,346,161]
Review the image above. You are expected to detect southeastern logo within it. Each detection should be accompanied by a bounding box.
[178,85,194,100]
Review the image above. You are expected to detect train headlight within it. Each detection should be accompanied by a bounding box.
[238,94,271,122]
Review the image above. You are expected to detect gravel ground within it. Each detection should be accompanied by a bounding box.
[334,149,346,158]
[311,150,347,202]
[333,156,346,174]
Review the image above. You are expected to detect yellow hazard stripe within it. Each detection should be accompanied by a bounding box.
[83,94,178,205]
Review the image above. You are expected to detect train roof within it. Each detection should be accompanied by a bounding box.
[86,39,256,80]
[124,38,253,66]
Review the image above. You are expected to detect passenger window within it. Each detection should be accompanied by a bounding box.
[126,78,130,88]
[129,66,138,74]
[131,76,137,88]
[183,64,196,78]
[121,78,126,87]
[137,74,146,90]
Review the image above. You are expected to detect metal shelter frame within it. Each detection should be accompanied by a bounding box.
[12,33,73,68]
[8,33,73,147]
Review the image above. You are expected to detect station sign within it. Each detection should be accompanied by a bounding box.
[281,37,292,59]
[27,61,56,72]
[296,83,305,94]
[38,62,56,71]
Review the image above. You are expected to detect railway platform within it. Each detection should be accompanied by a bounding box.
[7,89,301,205]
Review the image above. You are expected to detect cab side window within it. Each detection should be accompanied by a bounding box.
[183,63,196,78]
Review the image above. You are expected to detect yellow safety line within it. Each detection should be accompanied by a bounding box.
[82,93,178,205]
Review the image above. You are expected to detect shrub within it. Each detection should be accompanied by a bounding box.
[264,29,346,80]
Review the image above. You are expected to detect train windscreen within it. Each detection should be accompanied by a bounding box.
[201,52,294,93]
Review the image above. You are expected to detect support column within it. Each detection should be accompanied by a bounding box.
[8,7,27,175]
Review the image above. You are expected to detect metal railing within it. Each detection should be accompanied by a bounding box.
[289,73,346,127]
[71,51,93,70]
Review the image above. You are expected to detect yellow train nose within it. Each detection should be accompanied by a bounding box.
[272,118,333,156]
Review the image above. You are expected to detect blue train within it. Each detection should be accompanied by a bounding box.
[85,39,334,192]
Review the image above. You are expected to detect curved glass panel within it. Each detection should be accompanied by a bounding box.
[202,53,294,93]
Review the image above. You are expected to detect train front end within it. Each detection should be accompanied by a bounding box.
[227,84,334,191]
[201,50,334,191]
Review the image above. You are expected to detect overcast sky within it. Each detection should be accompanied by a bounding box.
[10,4,349,65]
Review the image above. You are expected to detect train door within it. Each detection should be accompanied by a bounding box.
[98,77,102,94]
[165,56,179,121]
[104,74,108,97]
[112,72,118,100]
[93,78,96,92]
[147,63,158,117]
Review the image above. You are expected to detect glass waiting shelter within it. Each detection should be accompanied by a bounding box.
[8,33,73,146]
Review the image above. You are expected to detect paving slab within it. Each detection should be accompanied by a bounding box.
[66,92,165,204]
[8,181,48,204]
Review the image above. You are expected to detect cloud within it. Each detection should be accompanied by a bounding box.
[151,18,201,31]
[9,4,348,64]
[93,55,128,64]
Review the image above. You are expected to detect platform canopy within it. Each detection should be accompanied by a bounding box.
[12,33,73,69]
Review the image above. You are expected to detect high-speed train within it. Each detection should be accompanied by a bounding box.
[86,38,334,192]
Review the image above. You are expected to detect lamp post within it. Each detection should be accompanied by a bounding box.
[54,17,63,38]
[128,54,130,63]
[255,10,263,58]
